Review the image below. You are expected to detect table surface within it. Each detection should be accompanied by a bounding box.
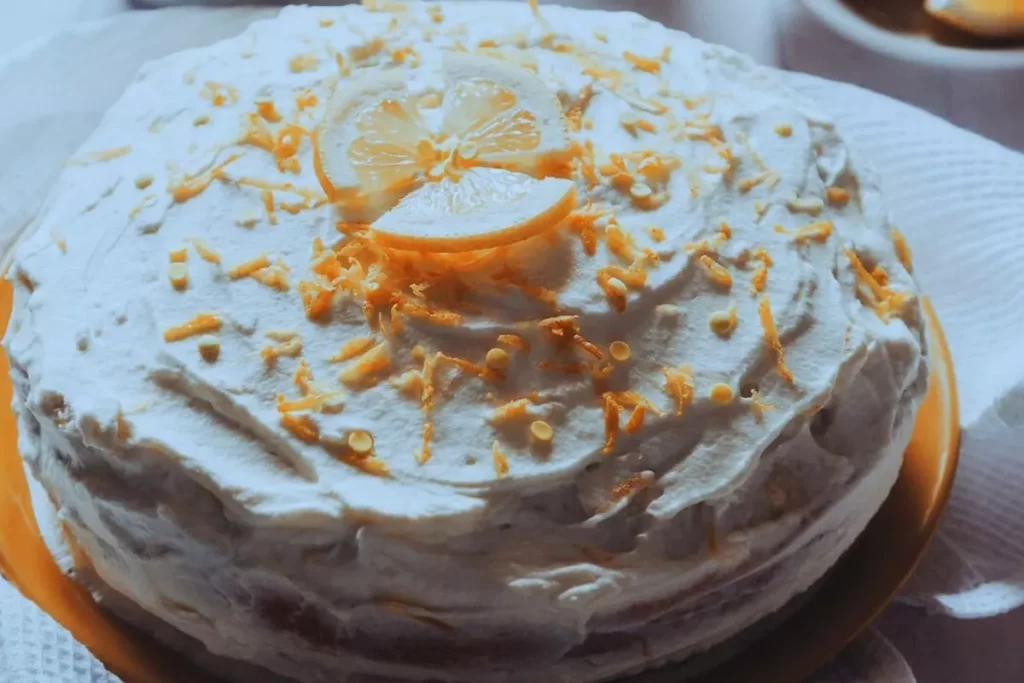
[3,2,1022,682]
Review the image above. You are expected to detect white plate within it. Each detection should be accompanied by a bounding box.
[800,0,1024,70]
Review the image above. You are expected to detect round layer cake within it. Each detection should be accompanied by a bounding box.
[4,2,928,682]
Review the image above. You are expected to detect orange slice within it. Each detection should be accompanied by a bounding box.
[314,53,573,225]
[370,167,576,252]
[313,71,427,221]
[438,53,568,173]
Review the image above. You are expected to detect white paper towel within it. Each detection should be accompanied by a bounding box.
[2,6,1024,682]
[0,580,122,683]
[785,73,1024,619]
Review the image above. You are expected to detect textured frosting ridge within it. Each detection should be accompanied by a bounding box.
[5,2,928,681]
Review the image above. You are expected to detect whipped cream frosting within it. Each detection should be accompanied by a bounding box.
[6,3,928,681]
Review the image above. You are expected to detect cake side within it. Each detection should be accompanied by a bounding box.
[20,394,908,683]
[5,2,928,682]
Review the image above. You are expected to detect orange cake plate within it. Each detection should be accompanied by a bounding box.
[0,279,959,683]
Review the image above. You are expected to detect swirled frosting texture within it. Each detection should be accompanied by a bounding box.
[6,3,927,681]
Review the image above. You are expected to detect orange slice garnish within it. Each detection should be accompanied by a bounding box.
[314,53,576,245]
[370,167,575,252]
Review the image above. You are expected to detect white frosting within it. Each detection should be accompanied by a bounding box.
[5,3,928,681]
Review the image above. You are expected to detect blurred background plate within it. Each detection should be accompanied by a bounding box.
[785,0,1024,150]
[801,0,1024,68]
[0,276,959,682]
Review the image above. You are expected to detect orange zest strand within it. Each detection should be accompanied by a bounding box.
[790,220,833,244]
[890,228,913,272]
[623,50,661,73]
[169,154,241,203]
[602,392,620,454]
[417,421,434,465]
[757,296,794,384]
[492,440,509,477]
[610,473,651,501]
[661,364,694,415]
[227,254,272,279]
[280,414,319,443]
[699,255,732,290]
[624,405,645,433]
[329,337,377,363]
[749,248,772,295]
[163,313,221,342]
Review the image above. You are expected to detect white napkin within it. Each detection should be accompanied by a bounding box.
[2,6,1024,682]
[785,73,1024,619]
[0,580,121,683]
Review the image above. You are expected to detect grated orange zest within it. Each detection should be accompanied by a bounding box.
[661,364,694,416]
[623,50,661,73]
[200,81,238,107]
[293,359,313,394]
[390,370,424,397]
[749,248,772,295]
[565,203,608,256]
[195,335,220,362]
[605,222,637,262]
[492,440,509,477]
[420,352,439,413]
[240,113,275,152]
[400,301,463,326]
[710,383,734,404]
[415,420,433,465]
[891,228,913,273]
[624,405,645,433]
[276,393,343,413]
[191,238,221,264]
[329,337,377,362]
[602,392,620,453]
[261,337,303,365]
[68,145,132,165]
[758,295,794,383]
[573,335,604,360]
[709,305,738,338]
[610,473,651,501]
[299,280,334,319]
[737,171,773,194]
[498,333,530,352]
[256,101,282,123]
[228,254,272,279]
[280,413,319,443]
[438,352,500,382]
[338,341,391,387]
[296,90,319,111]
[163,313,222,342]
[491,398,531,421]
[251,266,290,291]
[169,153,241,203]
[748,389,775,422]
[791,220,833,244]
[843,249,887,301]
[699,255,732,290]
[349,36,385,61]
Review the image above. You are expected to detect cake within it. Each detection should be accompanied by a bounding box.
[4,2,928,682]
